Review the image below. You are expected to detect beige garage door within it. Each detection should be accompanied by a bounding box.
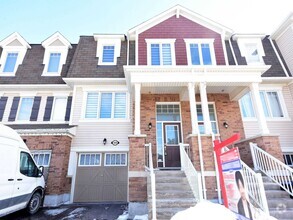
[74,153,128,203]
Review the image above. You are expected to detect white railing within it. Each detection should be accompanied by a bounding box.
[145,143,157,220]
[250,142,293,197]
[180,143,203,202]
[241,161,269,214]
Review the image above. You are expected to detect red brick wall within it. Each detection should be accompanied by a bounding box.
[129,177,147,202]
[22,135,72,195]
[138,15,225,65]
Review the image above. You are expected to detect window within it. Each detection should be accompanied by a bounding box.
[156,104,180,121]
[240,93,255,118]
[31,151,51,167]
[102,46,115,63]
[84,92,127,119]
[260,91,284,118]
[185,39,215,65]
[245,43,261,64]
[239,91,285,119]
[17,97,34,121]
[3,53,18,72]
[105,153,127,166]
[20,152,39,177]
[79,153,101,166]
[283,153,293,167]
[146,39,176,66]
[196,104,218,134]
[47,53,61,72]
[51,97,67,121]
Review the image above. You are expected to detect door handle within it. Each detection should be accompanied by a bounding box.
[164,145,167,156]
[17,179,23,181]
[8,179,14,181]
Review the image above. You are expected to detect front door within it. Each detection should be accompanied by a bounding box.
[163,123,181,167]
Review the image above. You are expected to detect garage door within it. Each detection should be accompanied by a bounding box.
[74,152,128,203]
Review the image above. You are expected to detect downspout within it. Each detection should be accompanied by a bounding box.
[269,37,289,77]
[229,37,238,65]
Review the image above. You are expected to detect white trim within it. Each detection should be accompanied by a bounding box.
[104,153,127,166]
[50,96,68,122]
[15,97,34,122]
[229,38,238,65]
[221,31,228,66]
[146,39,176,66]
[69,85,77,125]
[31,150,52,167]
[71,146,129,152]
[95,38,122,66]
[184,38,216,65]
[78,153,102,167]
[236,38,265,65]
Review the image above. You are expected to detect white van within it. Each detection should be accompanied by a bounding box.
[0,125,45,217]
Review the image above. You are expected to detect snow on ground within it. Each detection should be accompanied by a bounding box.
[44,208,68,216]
[69,207,87,215]
[133,214,148,220]
[117,211,129,220]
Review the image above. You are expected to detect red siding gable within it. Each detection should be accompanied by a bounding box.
[138,15,225,65]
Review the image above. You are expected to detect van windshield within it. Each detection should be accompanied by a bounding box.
[20,152,39,177]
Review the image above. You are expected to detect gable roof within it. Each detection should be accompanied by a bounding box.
[0,32,31,49]
[128,5,233,40]
[42,31,72,49]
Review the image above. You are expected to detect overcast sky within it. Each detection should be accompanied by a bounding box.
[0,0,292,43]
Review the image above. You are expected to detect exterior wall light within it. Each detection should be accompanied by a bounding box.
[103,138,107,145]
[223,122,229,129]
[148,122,152,130]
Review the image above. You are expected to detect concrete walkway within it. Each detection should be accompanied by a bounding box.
[3,203,127,220]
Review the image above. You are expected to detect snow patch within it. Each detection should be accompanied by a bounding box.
[133,214,148,220]
[69,207,87,215]
[44,208,68,216]
[117,211,129,220]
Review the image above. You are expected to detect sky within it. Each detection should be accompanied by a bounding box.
[0,0,292,43]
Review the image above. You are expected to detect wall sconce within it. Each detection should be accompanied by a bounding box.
[103,138,107,145]
[148,122,152,130]
[223,122,229,129]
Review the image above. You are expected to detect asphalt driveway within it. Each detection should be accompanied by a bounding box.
[3,203,127,220]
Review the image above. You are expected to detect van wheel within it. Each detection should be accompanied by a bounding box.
[27,192,41,215]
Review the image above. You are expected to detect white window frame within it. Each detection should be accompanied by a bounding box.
[31,150,52,167]
[237,38,265,65]
[239,92,257,121]
[0,47,27,76]
[146,39,176,66]
[42,48,68,76]
[96,39,121,66]
[16,97,34,122]
[196,102,219,135]
[184,39,216,66]
[78,153,102,167]
[82,90,129,121]
[104,153,127,166]
[50,96,68,122]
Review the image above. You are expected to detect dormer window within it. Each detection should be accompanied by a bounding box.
[244,43,262,64]
[0,32,30,76]
[3,53,18,72]
[146,39,176,66]
[41,32,72,76]
[94,35,124,66]
[185,39,216,65]
[47,53,61,72]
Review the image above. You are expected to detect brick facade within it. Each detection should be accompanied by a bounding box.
[235,135,284,168]
[22,135,72,195]
[138,15,225,66]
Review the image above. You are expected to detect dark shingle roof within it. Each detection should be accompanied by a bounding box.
[0,44,77,84]
[67,36,126,78]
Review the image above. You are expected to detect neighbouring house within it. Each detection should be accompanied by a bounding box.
[0,4,293,217]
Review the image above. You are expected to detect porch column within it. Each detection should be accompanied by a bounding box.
[249,83,269,134]
[134,83,141,135]
[199,82,212,134]
[188,83,198,134]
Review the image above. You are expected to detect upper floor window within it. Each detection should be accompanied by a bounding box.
[185,39,216,65]
[51,97,67,121]
[3,53,18,72]
[146,39,176,66]
[94,35,124,66]
[84,92,127,120]
[17,97,34,121]
[240,90,286,119]
[47,53,61,72]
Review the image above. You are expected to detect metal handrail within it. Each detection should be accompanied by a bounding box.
[145,143,156,220]
[241,161,269,214]
[250,142,293,197]
[179,143,203,202]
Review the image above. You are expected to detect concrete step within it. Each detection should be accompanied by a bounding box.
[267,198,293,209]
[266,190,291,199]
[155,170,185,177]
[264,182,282,190]
[155,198,196,209]
[155,207,187,220]
[155,176,188,183]
[156,182,191,191]
[270,208,293,220]
[155,190,194,199]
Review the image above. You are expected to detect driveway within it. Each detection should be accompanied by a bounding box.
[3,203,127,220]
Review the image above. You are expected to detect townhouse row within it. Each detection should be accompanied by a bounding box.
[0,5,293,208]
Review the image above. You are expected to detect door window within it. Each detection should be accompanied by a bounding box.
[20,152,39,177]
[165,125,179,145]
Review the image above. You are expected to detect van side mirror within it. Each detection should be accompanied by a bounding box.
[38,166,44,177]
